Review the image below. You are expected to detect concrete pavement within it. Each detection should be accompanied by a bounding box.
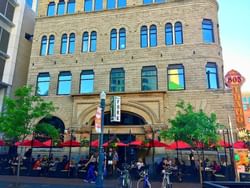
[0,175,201,188]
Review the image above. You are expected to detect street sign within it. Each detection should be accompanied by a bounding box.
[110,96,121,122]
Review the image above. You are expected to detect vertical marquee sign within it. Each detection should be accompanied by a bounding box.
[225,70,245,129]
[110,96,121,122]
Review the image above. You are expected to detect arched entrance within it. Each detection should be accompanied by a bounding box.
[37,116,65,141]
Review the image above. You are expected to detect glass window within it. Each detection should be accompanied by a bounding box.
[243,104,247,111]
[47,2,55,16]
[0,27,10,53]
[165,23,173,46]
[107,0,116,9]
[40,36,47,56]
[118,0,126,8]
[95,0,103,11]
[57,72,72,95]
[141,66,158,91]
[36,73,50,96]
[90,31,97,52]
[143,0,153,4]
[67,0,75,14]
[155,0,165,3]
[80,70,94,93]
[140,26,148,48]
[82,32,89,52]
[175,22,183,45]
[206,63,219,89]
[68,33,75,54]
[167,64,185,90]
[119,28,126,50]
[202,19,214,43]
[84,0,92,12]
[243,97,247,103]
[110,68,125,92]
[60,34,67,54]
[150,25,157,47]
[26,0,33,8]
[48,35,55,55]
[110,29,117,50]
[57,0,65,15]
[0,0,7,15]
[6,2,15,21]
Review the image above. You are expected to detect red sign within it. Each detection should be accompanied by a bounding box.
[95,107,102,133]
[225,69,245,88]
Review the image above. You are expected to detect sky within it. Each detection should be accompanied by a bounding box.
[218,0,250,92]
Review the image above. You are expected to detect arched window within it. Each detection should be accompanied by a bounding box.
[149,25,157,47]
[110,29,117,50]
[90,31,97,52]
[57,0,65,15]
[67,0,75,14]
[206,62,218,89]
[36,73,50,96]
[165,23,173,46]
[118,0,126,8]
[140,26,148,48]
[68,33,75,54]
[95,0,103,11]
[40,36,47,56]
[141,66,158,91]
[84,0,92,12]
[57,71,72,95]
[202,19,214,43]
[107,0,116,9]
[119,28,126,49]
[175,22,183,45]
[60,34,67,54]
[110,68,125,92]
[48,35,55,55]
[167,64,185,90]
[80,70,94,93]
[47,2,55,16]
[82,32,89,52]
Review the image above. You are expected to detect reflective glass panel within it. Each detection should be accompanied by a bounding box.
[110,29,117,50]
[110,68,125,92]
[67,0,75,14]
[107,0,116,9]
[80,70,94,93]
[61,34,67,54]
[175,22,183,45]
[119,28,126,50]
[165,23,173,45]
[95,0,103,11]
[141,66,157,91]
[167,65,185,90]
[202,19,214,43]
[143,0,153,4]
[141,26,148,48]
[57,1,65,15]
[48,35,55,55]
[150,25,157,47]
[90,31,97,52]
[118,0,126,8]
[68,33,75,54]
[40,36,47,56]
[82,32,89,52]
[206,63,218,89]
[47,2,55,16]
[85,0,92,12]
[58,72,72,95]
[37,73,50,96]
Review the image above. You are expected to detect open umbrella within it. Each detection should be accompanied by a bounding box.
[144,140,170,148]
[168,140,191,149]
[0,139,5,146]
[43,139,53,147]
[59,140,80,147]
[210,140,231,148]
[15,139,45,147]
[233,141,247,149]
[90,139,99,147]
[103,141,128,147]
[129,140,143,146]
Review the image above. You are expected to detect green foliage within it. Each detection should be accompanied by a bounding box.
[35,123,60,143]
[160,100,222,147]
[0,86,57,142]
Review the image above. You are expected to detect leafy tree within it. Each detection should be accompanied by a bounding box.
[35,123,60,144]
[160,100,222,147]
[0,86,58,143]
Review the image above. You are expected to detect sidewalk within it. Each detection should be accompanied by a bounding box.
[0,175,201,188]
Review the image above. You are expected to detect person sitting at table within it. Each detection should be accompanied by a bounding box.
[9,155,19,175]
[211,161,221,174]
[33,155,42,170]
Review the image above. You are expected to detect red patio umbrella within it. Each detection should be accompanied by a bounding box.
[103,141,128,147]
[129,140,143,146]
[0,139,5,146]
[233,141,247,149]
[59,140,81,147]
[15,139,45,147]
[210,140,231,148]
[144,140,170,148]
[168,140,191,149]
[43,139,53,147]
[91,139,99,147]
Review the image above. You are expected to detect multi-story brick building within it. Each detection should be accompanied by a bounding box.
[27,0,236,155]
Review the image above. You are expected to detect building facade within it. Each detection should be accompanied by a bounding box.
[0,0,36,111]
[242,92,250,130]
[27,0,236,147]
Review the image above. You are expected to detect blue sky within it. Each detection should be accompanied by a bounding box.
[218,0,250,92]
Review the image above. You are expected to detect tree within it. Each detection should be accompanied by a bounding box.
[160,100,222,147]
[0,85,58,143]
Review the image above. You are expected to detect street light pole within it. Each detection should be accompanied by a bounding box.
[96,91,106,188]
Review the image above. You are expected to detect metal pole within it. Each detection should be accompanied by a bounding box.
[68,130,73,177]
[223,130,227,166]
[96,91,106,188]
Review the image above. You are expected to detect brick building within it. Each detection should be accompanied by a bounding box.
[27,0,236,154]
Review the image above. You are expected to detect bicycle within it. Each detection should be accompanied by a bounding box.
[161,168,172,188]
[116,164,132,188]
[136,169,151,188]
